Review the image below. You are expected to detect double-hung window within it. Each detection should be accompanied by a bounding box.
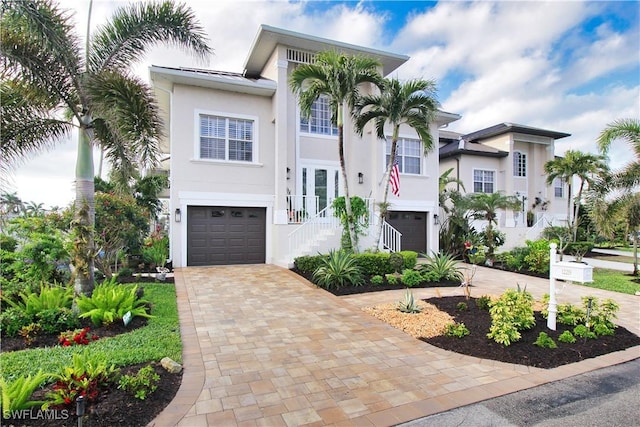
[199,114,253,162]
[473,169,495,193]
[553,177,564,198]
[513,151,527,177]
[299,95,338,136]
[385,138,421,174]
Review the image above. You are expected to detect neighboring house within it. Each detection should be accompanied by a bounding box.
[439,123,571,249]
[150,25,460,267]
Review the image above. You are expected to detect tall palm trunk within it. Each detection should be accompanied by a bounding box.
[73,127,95,299]
[337,103,358,253]
[566,181,573,238]
[373,131,399,251]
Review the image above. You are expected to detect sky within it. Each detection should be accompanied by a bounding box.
[6,0,640,208]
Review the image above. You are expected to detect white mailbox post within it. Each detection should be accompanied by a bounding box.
[547,243,594,330]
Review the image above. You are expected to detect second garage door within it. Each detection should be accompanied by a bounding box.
[187,206,266,266]
[386,211,427,253]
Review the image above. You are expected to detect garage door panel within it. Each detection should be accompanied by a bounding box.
[386,210,427,253]
[187,206,266,266]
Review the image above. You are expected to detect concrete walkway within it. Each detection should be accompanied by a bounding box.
[150,264,639,427]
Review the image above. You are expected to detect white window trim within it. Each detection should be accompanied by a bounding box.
[384,135,424,176]
[553,177,565,198]
[472,168,497,193]
[194,109,259,164]
[513,151,527,178]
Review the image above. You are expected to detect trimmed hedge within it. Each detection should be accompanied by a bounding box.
[294,251,418,275]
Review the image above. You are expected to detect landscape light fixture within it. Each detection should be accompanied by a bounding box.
[433,213,440,225]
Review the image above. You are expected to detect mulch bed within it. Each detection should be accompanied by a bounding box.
[2,314,180,426]
[421,296,640,369]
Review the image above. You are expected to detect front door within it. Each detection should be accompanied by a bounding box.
[300,163,341,216]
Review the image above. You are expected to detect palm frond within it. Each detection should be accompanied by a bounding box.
[87,71,162,172]
[0,79,73,169]
[0,0,82,117]
[88,0,212,72]
[597,118,640,156]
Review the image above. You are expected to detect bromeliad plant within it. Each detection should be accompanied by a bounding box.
[76,278,153,327]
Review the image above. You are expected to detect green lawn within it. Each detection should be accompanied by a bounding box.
[586,269,640,295]
[0,283,181,381]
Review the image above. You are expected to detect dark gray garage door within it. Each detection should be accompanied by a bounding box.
[187,206,266,266]
[386,211,427,253]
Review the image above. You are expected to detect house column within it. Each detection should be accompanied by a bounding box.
[273,58,289,225]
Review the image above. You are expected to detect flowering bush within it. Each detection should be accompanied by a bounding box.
[58,327,100,346]
[463,241,486,265]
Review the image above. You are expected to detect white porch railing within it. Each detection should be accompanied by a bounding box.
[380,220,401,252]
[286,195,319,224]
[288,204,340,260]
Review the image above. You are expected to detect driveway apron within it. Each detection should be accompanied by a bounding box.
[151,264,639,427]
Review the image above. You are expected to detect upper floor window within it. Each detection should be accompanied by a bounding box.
[473,169,495,193]
[386,138,421,175]
[199,114,253,162]
[299,95,338,136]
[553,177,564,198]
[513,151,527,177]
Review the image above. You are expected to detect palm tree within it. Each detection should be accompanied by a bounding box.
[597,118,640,189]
[1,0,211,296]
[465,192,521,260]
[290,50,383,253]
[354,78,439,251]
[0,191,24,217]
[24,201,46,217]
[439,167,465,214]
[544,150,607,241]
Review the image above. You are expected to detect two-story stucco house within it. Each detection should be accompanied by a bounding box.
[150,25,460,267]
[439,123,571,249]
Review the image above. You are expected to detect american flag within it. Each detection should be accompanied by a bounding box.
[390,155,400,197]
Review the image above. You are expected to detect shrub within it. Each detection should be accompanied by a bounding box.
[401,269,423,288]
[0,307,34,338]
[593,323,614,336]
[421,270,441,283]
[0,371,52,418]
[534,332,557,348]
[77,278,153,327]
[294,255,326,274]
[36,307,79,334]
[18,323,41,346]
[386,274,399,285]
[444,322,469,338]
[312,250,363,290]
[487,288,535,346]
[0,234,18,252]
[523,239,550,273]
[456,302,468,311]
[117,267,134,278]
[475,295,492,311]
[370,275,384,285]
[556,303,585,326]
[397,289,421,313]
[398,251,418,270]
[558,331,576,343]
[419,252,463,282]
[388,252,404,274]
[564,241,594,261]
[117,365,160,400]
[354,253,394,276]
[573,324,596,339]
[583,297,619,330]
[503,247,529,271]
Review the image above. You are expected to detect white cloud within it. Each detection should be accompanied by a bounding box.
[9,0,639,206]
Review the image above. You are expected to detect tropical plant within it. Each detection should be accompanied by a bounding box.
[444,322,470,338]
[464,192,521,260]
[353,77,439,251]
[3,284,74,318]
[76,278,152,326]
[558,331,576,343]
[331,196,369,252]
[397,289,421,313]
[419,251,463,282]
[597,118,640,190]
[438,168,466,214]
[117,364,160,400]
[312,250,364,290]
[95,191,149,278]
[533,332,557,349]
[44,350,119,408]
[487,288,535,346]
[1,0,211,297]
[400,269,423,288]
[0,191,24,218]
[544,150,607,241]
[290,50,383,253]
[0,371,52,418]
